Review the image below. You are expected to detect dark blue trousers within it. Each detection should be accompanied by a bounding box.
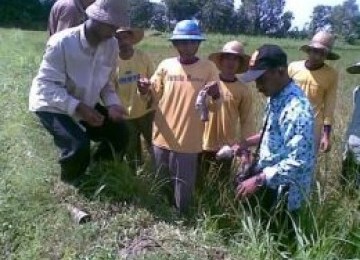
[36,104,129,183]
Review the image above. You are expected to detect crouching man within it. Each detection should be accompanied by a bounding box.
[236,45,316,240]
[29,0,130,184]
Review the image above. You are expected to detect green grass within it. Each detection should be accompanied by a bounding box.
[1,28,360,259]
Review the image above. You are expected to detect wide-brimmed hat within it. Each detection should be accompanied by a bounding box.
[347,62,360,74]
[241,44,287,83]
[209,41,250,73]
[300,31,340,60]
[169,20,206,41]
[86,0,130,28]
[116,28,144,45]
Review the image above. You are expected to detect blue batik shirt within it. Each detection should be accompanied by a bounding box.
[257,81,316,211]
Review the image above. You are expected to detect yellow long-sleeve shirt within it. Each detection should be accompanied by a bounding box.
[115,49,155,119]
[203,79,255,151]
[151,57,219,153]
[288,60,338,141]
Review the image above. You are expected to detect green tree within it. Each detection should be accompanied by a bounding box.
[238,0,291,36]
[198,0,235,33]
[130,0,154,28]
[162,0,200,21]
[233,5,252,34]
[0,0,48,28]
[150,3,168,31]
[330,0,360,43]
[309,5,333,34]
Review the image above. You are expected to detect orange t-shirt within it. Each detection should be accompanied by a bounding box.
[151,58,219,153]
[288,60,338,141]
[203,79,255,151]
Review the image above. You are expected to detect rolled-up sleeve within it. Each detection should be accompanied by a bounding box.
[31,41,80,115]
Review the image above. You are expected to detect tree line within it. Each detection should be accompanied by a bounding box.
[0,0,359,42]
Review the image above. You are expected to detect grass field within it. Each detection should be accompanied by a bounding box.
[1,27,360,259]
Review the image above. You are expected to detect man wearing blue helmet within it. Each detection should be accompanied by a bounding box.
[138,20,220,214]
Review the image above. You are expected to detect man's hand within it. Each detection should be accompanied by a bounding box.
[137,77,151,95]
[232,142,248,156]
[107,105,128,122]
[204,81,220,99]
[76,103,104,127]
[320,134,331,153]
[235,174,265,200]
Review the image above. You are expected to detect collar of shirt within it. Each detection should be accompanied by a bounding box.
[79,24,96,55]
[267,81,297,111]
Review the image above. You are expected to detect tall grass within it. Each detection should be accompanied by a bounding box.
[0,28,360,259]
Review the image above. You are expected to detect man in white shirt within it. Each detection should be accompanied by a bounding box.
[29,0,130,185]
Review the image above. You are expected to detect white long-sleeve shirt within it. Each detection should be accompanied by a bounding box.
[29,24,121,118]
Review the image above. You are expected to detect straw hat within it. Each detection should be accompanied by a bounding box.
[116,28,144,45]
[209,41,250,73]
[86,0,130,28]
[300,31,340,60]
[347,62,360,74]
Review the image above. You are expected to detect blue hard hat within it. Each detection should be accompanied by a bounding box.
[170,20,206,41]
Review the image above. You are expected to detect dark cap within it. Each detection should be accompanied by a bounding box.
[241,44,287,83]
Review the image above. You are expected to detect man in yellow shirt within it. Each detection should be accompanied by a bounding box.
[138,20,220,214]
[200,40,255,186]
[115,28,155,168]
[288,31,339,152]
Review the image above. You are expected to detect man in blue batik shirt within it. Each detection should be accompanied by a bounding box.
[236,44,316,215]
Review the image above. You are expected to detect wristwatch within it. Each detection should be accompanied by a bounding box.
[255,174,265,187]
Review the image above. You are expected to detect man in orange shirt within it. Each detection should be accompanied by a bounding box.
[288,31,339,152]
[200,41,254,186]
[138,20,220,214]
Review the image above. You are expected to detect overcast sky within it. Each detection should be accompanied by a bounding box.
[150,0,360,28]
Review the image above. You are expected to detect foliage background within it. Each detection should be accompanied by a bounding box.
[1,0,360,40]
[0,27,360,258]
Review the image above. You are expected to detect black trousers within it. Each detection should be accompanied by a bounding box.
[248,186,298,250]
[125,111,155,168]
[341,150,360,189]
[36,104,129,182]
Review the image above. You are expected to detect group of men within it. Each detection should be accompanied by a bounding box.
[30,0,360,235]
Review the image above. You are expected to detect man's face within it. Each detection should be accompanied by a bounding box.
[116,31,133,49]
[172,40,201,59]
[307,47,327,66]
[93,20,117,41]
[219,54,240,75]
[255,68,283,97]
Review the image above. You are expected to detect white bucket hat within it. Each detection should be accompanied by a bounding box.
[300,31,340,60]
[86,0,130,28]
